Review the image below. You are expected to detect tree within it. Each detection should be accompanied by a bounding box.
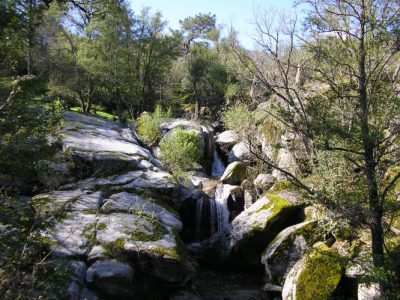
[231,0,400,277]
[302,0,400,270]
[180,44,227,119]
[179,13,216,51]
[0,0,44,76]
[129,8,180,117]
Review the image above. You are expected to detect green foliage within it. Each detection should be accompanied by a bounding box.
[70,105,118,121]
[159,128,202,177]
[0,77,63,192]
[307,151,368,222]
[180,13,216,48]
[0,191,73,299]
[136,105,172,147]
[221,102,254,136]
[361,264,400,300]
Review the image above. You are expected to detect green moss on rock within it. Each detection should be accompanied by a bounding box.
[294,243,343,300]
[253,193,289,214]
[129,217,167,242]
[150,246,181,261]
[97,223,107,231]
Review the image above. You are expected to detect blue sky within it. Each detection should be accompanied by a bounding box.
[129,0,297,48]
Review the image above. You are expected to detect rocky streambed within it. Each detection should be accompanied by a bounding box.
[30,111,374,299]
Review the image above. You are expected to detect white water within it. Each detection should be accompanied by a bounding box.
[214,184,233,234]
[211,150,225,178]
[194,182,235,242]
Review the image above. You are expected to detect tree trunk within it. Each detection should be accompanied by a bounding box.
[85,95,92,114]
[194,99,201,120]
[115,90,124,122]
[358,13,384,268]
[84,80,94,113]
[78,90,86,112]
[193,82,201,120]
[27,0,36,75]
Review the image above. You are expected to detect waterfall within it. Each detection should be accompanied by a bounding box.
[214,184,232,234]
[211,150,225,178]
[195,197,204,242]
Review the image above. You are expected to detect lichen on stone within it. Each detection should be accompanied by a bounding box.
[295,243,343,300]
[254,193,289,214]
[97,223,107,231]
[128,216,168,242]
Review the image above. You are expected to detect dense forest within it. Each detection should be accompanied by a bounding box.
[0,0,399,299]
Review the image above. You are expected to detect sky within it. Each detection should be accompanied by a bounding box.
[129,0,298,49]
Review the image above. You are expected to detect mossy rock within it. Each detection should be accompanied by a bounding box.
[220,161,247,185]
[261,220,320,283]
[228,193,304,267]
[31,190,83,217]
[95,213,197,284]
[282,242,343,300]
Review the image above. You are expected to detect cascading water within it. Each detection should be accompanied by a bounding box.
[214,184,233,234]
[211,150,225,178]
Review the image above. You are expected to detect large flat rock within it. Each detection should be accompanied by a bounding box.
[62,111,157,178]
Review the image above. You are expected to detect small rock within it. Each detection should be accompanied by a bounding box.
[244,190,254,210]
[215,130,239,147]
[87,245,106,262]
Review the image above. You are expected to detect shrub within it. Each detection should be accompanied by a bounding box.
[221,102,255,137]
[159,128,201,177]
[136,105,172,147]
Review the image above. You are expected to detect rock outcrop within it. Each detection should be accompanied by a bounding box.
[32,112,197,299]
[29,111,354,300]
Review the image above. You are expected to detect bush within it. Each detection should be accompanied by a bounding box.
[136,105,172,147]
[221,102,254,136]
[159,128,201,177]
